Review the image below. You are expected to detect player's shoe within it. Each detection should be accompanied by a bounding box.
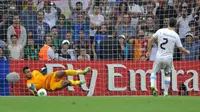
[80,80,86,85]
[164,93,168,97]
[83,67,91,75]
[150,86,158,96]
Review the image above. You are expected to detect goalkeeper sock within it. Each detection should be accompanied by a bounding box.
[150,73,156,87]
[69,80,81,86]
[65,70,84,76]
[65,67,90,76]
[164,76,171,95]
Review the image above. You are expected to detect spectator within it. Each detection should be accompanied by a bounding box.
[0,39,6,49]
[128,0,143,28]
[182,32,199,60]
[7,0,19,25]
[64,31,74,49]
[59,40,73,60]
[92,24,109,60]
[8,34,24,60]
[116,13,136,38]
[0,11,8,42]
[51,26,60,48]
[72,12,90,40]
[74,30,91,55]
[177,2,200,41]
[38,34,54,60]
[163,16,169,28]
[188,20,199,43]
[141,0,155,16]
[22,0,37,11]
[24,32,39,60]
[31,10,50,46]
[78,46,90,60]
[74,45,80,60]
[127,29,148,60]
[0,39,9,59]
[155,0,177,28]
[20,0,37,31]
[118,35,128,60]
[99,35,122,60]
[99,0,112,20]
[114,2,128,30]
[68,0,92,23]
[56,14,71,41]
[145,15,156,37]
[51,45,59,60]
[7,15,27,47]
[0,47,7,60]
[137,16,147,31]
[89,4,104,42]
[39,1,61,29]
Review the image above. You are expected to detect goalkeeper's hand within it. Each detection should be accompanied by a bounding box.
[28,83,38,96]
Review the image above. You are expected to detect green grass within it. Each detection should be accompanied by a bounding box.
[0,96,199,112]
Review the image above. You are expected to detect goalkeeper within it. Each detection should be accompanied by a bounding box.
[23,66,91,95]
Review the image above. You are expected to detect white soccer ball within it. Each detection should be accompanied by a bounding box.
[37,89,47,96]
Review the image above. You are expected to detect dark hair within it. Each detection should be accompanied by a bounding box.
[80,45,86,49]
[11,34,17,39]
[93,4,100,9]
[78,30,85,34]
[76,1,83,6]
[51,26,57,31]
[168,17,177,27]
[119,2,128,13]
[58,14,66,20]
[37,10,44,16]
[23,66,29,73]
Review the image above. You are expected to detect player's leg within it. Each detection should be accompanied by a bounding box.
[50,80,85,91]
[55,67,91,78]
[150,59,161,96]
[163,59,173,96]
[50,72,86,91]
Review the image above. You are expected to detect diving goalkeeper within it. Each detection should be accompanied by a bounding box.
[23,66,91,95]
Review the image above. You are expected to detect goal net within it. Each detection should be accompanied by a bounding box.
[0,0,199,96]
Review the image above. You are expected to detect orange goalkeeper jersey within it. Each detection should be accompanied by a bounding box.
[26,70,53,91]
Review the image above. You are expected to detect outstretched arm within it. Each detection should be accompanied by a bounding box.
[27,83,38,96]
[178,46,190,54]
[68,0,75,13]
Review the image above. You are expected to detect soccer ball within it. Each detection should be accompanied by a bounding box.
[37,89,47,96]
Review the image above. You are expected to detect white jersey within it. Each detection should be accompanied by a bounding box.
[153,28,182,59]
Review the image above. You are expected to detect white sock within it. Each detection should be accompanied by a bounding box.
[164,77,171,95]
[150,73,156,87]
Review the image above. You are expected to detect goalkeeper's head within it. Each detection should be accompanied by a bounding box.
[23,66,32,79]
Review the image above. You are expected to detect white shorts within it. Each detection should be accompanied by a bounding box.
[152,58,173,73]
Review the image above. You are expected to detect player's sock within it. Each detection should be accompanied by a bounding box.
[65,70,83,76]
[150,73,156,88]
[69,80,85,86]
[164,76,171,95]
[65,67,90,76]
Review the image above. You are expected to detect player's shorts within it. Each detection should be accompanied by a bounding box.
[49,73,65,91]
[152,58,173,74]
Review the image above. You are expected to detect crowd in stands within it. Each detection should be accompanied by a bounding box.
[0,0,199,61]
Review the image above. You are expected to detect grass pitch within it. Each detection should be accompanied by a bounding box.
[0,96,199,112]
